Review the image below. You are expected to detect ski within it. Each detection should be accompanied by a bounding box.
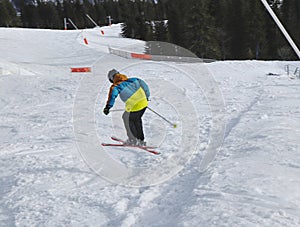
[101,137,160,155]
[111,137,157,149]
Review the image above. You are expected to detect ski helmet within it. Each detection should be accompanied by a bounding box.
[108,69,119,83]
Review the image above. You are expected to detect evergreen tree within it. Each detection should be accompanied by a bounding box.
[37,1,60,29]
[119,0,152,40]
[55,0,65,29]
[243,1,267,59]
[134,0,150,40]
[165,0,188,48]
[94,1,106,26]
[226,0,248,59]
[208,0,229,59]
[0,0,11,27]
[103,0,121,24]
[119,0,136,37]
[184,0,220,58]
[73,0,86,28]
[151,0,168,42]
[20,0,40,28]
[0,0,19,27]
[152,21,168,41]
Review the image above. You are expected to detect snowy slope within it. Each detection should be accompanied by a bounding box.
[1,25,300,226]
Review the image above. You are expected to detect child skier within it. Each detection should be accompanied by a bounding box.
[103,69,150,146]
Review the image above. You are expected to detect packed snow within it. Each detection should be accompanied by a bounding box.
[1,24,300,226]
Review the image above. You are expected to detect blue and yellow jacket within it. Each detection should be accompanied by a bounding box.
[106,73,150,112]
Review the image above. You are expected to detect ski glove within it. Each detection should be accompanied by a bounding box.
[103,106,110,115]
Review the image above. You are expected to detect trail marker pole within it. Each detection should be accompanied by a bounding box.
[261,0,300,59]
[68,18,78,30]
[86,14,99,27]
[64,18,68,30]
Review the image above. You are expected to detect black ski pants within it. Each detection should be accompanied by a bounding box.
[122,107,146,141]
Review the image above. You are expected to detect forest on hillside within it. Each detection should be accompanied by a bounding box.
[0,0,299,60]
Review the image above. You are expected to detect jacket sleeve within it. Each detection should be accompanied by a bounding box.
[106,86,120,108]
[138,79,150,99]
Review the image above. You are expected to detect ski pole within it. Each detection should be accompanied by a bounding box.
[147,106,177,128]
[110,109,124,112]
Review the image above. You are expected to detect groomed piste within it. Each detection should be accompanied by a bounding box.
[0,24,300,226]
